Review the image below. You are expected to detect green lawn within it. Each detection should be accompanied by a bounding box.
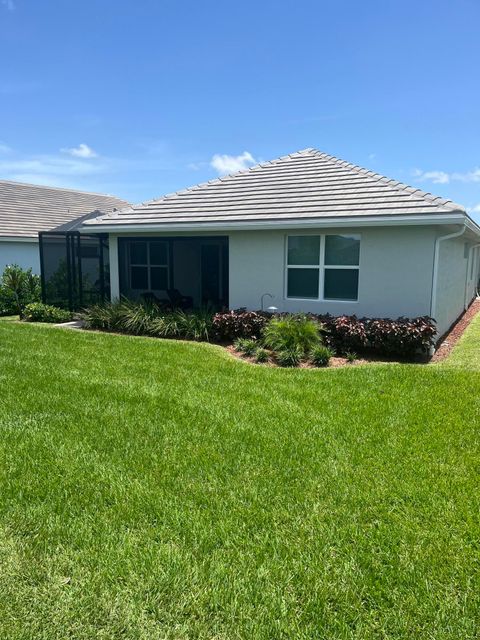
[0,319,479,639]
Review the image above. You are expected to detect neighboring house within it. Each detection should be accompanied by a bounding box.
[42,149,480,338]
[0,179,129,273]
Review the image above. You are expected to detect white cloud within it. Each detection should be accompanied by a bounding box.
[61,143,97,158]
[467,204,480,214]
[413,169,450,184]
[413,167,480,185]
[1,0,14,11]
[453,168,480,183]
[0,150,108,189]
[210,151,257,175]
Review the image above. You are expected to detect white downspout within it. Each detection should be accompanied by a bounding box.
[429,225,466,353]
[464,243,480,310]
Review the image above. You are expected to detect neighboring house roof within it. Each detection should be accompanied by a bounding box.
[83,148,466,231]
[0,180,129,239]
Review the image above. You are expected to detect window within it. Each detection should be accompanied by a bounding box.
[286,234,360,301]
[129,240,169,291]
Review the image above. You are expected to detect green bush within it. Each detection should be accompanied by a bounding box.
[82,300,130,331]
[23,303,72,323]
[310,344,335,367]
[150,309,213,341]
[345,351,357,363]
[255,348,270,363]
[0,265,41,316]
[83,301,214,342]
[276,345,303,367]
[263,314,323,356]
[233,337,249,352]
[238,338,258,356]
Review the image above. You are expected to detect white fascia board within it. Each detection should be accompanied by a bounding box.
[80,213,468,235]
[0,236,38,243]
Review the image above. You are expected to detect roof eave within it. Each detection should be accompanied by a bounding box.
[80,212,477,235]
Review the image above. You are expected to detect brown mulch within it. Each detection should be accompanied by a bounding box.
[431,298,480,362]
[226,345,382,369]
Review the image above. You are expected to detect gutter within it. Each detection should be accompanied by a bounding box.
[79,212,473,235]
[0,236,38,243]
[430,224,466,320]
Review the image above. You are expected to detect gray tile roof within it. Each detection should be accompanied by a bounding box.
[84,148,465,230]
[0,180,129,238]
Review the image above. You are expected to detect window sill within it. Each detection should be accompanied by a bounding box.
[286,297,359,303]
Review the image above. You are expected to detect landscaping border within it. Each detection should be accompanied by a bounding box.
[431,298,480,362]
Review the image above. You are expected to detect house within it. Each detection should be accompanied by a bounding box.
[41,149,480,338]
[0,179,129,273]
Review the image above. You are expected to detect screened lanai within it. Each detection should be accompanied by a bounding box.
[39,231,110,310]
[39,232,229,311]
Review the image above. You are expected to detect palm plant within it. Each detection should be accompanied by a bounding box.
[263,314,323,356]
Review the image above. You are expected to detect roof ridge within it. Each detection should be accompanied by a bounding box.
[0,178,128,201]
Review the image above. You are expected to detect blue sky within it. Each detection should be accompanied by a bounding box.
[0,0,479,218]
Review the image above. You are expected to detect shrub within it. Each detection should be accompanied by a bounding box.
[263,315,323,355]
[240,338,259,357]
[345,351,357,363]
[318,314,368,353]
[233,337,249,352]
[212,309,270,341]
[23,302,72,323]
[83,301,214,342]
[0,264,41,316]
[365,316,436,356]
[317,314,436,358]
[310,344,335,367]
[255,348,270,364]
[82,300,131,331]
[119,301,158,335]
[276,345,303,368]
[151,309,213,342]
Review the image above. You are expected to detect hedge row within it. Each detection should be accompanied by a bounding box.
[212,309,436,356]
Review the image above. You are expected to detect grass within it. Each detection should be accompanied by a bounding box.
[0,318,479,639]
[440,312,480,370]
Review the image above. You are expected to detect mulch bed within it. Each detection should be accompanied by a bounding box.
[226,345,387,369]
[227,299,480,368]
[431,298,480,362]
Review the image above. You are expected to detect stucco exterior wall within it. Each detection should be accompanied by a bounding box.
[107,225,478,338]
[435,237,479,337]
[228,226,436,319]
[0,239,40,273]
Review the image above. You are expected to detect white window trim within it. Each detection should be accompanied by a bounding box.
[284,233,361,302]
[129,240,169,291]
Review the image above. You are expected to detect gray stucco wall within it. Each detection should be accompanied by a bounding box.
[108,225,477,338]
[0,240,40,273]
[435,236,479,337]
[229,226,436,319]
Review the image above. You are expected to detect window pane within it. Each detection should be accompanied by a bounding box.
[130,242,147,264]
[325,235,360,266]
[151,266,168,290]
[150,242,168,265]
[324,268,359,300]
[131,266,148,289]
[288,236,320,265]
[287,268,319,298]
